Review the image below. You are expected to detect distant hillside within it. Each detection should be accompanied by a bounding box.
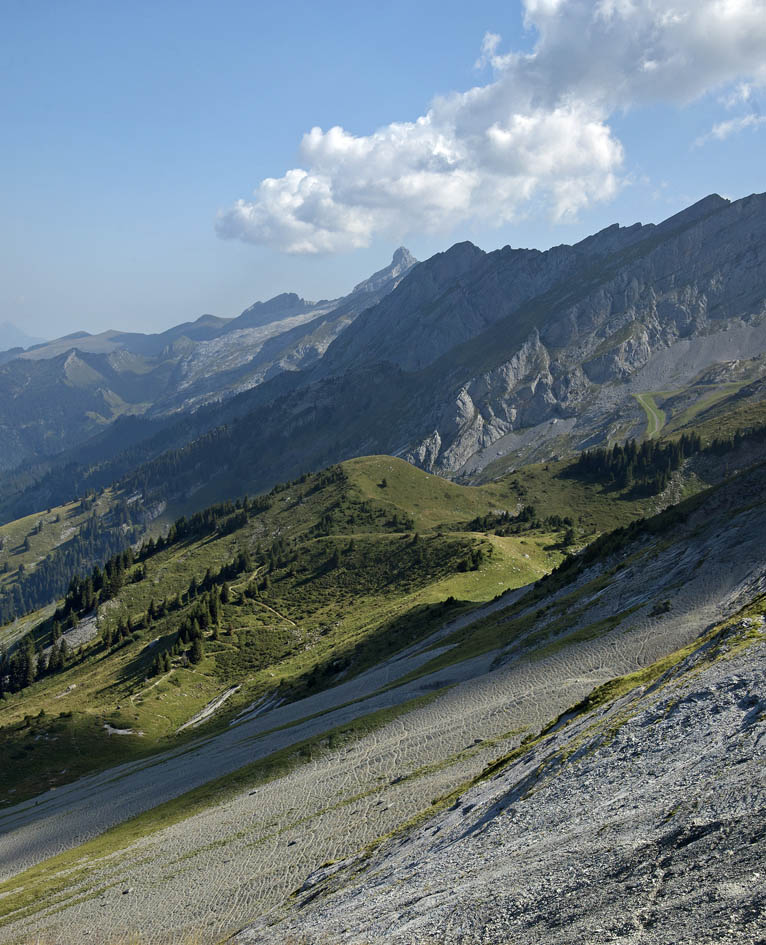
[0,321,44,353]
[0,248,416,471]
[2,193,766,534]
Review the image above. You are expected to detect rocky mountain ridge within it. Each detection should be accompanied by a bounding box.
[109,190,766,505]
[363,193,766,475]
[3,192,766,523]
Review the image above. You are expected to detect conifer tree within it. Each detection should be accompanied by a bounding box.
[37,650,49,679]
[190,636,204,664]
[22,636,36,688]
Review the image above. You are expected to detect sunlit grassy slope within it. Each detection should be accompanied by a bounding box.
[0,455,565,804]
[0,493,113,596]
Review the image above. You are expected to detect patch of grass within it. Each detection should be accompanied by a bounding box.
[476,456,662,536]
[634,392,666,438]
[664,382,746,432]
[682,397,766,443]
[345,455,510,532]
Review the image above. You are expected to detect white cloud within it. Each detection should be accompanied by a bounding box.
[721,82,753,108]
[217,0,766,254]
[695,112,766,146]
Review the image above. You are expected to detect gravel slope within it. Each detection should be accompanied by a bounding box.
[235,622,766,945]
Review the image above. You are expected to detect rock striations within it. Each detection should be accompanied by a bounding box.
[234,620,766,945]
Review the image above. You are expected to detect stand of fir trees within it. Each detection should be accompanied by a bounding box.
[466,505,574,536]
[0,510,141,627]
[573,433,702,494]
[572,422,766,496]
[0,632,71,696]
[0,488,273,630]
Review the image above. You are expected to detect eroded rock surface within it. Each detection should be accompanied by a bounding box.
[235,625,766,945]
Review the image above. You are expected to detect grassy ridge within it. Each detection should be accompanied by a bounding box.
[0,456,564,804]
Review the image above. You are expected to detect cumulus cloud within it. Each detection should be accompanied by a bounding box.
[217,0,766,254]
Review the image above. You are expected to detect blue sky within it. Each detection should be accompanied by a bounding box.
[3,0,765,339]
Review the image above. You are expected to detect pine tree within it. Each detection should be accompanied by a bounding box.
[190,637,204,664]
[36,650,49,679]
[209,593,221,624]
[22,637,36,688]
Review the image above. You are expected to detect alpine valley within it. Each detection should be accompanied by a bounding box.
[0,192,764,945]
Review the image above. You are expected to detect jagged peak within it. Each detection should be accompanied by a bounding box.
[351,246,419,295]
[244,292,310,316]
[574,220,647,257]
[392,246,417,268]
[230,291,317,330]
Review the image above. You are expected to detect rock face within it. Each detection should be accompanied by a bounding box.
[195,190,766,494]
[233,621,766,945]
[391,192,766,475]
[5,192,766,507]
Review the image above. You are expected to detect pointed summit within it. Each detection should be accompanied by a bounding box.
[392,246,417,269]
[352,247,418,296]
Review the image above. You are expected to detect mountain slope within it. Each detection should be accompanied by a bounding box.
[3,194,764,527]
[1,193,765,944]
[0,446,765,943]
[235,613,765,945]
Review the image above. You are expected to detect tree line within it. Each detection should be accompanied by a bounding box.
[572,433,702,494]
[0,508,141,626]
[0,622,73,696]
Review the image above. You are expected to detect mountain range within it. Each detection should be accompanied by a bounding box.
[0,192,764,945]
[0,247,417,471]
[1,193,764,523]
